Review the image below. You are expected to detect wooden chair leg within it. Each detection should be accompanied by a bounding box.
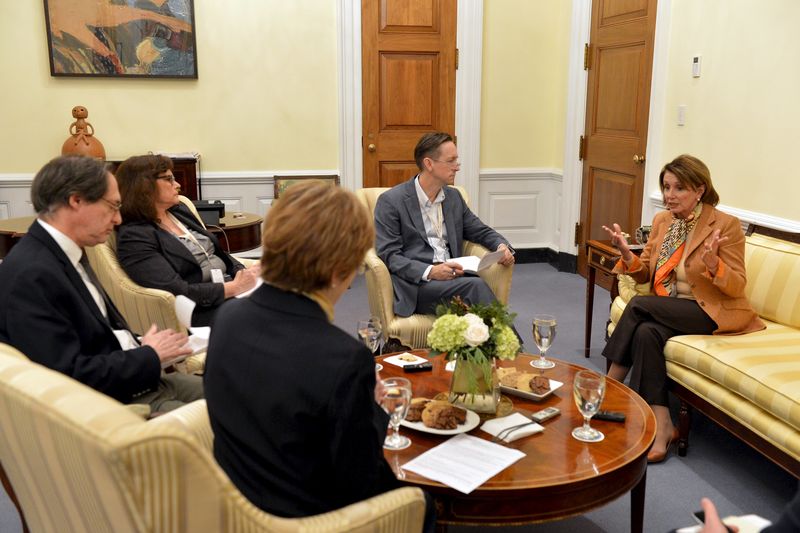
[0,460,28,533]
[677,400,691,457]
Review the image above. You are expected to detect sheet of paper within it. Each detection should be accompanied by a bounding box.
[451,249,504,273]
[402,433,525,494]
[175,295,196,330]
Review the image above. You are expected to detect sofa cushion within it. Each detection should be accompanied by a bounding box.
[744,234,800,328]
[664,320,800,432]
[667,361,800,460]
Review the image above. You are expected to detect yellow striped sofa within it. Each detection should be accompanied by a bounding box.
[608,230,800,477]
[0,343,426,533]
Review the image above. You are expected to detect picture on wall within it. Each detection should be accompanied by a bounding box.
[43,0,198,78]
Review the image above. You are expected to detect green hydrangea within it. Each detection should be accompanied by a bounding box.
[493,325,520,360]
[428,314,468,352]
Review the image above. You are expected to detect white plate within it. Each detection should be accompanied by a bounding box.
[400,409,480,435]
[500,379,563,401]
[383,352,429,368]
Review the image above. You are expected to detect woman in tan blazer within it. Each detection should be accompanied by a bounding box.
[602,154,764,463]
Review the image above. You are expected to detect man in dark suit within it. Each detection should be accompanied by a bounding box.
[374,132,515,317]
[0,155,201,411]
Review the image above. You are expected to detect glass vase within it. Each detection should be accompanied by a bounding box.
[448,357,499,414]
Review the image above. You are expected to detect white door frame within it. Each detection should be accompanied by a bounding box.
[337,0,484,207]
[559,0,672,255]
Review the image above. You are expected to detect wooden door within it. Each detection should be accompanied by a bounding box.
[361,0,457,188]
[578,0,657,277]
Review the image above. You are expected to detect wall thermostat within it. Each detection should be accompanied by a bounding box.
[692,55,702,78]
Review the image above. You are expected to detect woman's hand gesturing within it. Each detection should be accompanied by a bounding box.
[701,229,728,275]
[601,223,634,262]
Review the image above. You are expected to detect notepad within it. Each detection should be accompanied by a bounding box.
[450,249,505,274]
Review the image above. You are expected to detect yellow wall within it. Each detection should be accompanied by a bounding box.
[480,0,571,169]
[0,0,339,173]
[660,0,800,220]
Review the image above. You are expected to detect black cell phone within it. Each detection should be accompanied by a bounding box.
[693,510,735,532]
[403,362,433,372]
[594,410,626,422]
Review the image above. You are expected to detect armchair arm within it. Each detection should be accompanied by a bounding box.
[463,241,513,305]
[224,486,426,533]
[616,274,652,303]
[363,249,396,332]
[147,399,214,451]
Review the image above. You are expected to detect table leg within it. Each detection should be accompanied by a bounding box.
[631,468,646,533]
[584,265,596,357]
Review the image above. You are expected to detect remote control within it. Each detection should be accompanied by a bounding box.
[594,410,626,422]
[403,361,433,372]
[531,406,560,423]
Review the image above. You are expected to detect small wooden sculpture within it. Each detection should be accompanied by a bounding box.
[61,106,106,159]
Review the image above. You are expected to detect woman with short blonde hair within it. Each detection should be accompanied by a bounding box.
[204,181,427,522]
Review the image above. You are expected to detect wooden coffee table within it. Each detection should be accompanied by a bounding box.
[379,352,656,531]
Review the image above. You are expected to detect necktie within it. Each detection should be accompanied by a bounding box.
[79,252,131,331]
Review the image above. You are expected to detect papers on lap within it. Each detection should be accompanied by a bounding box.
[402,433,525,494]
[450,249,505,274]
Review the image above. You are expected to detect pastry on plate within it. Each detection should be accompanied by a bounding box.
[406,398,430,422]
[421,400,467,430]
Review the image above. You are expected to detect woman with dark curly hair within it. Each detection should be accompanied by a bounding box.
[115,154,257,326]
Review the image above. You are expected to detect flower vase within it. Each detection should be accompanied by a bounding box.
[448,358,499,414]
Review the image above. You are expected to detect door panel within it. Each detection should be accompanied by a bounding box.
[578,0,657,278]
[362,0,456,188]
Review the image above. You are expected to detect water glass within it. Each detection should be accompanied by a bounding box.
[572,370,606,442]
[380,377,412,450]
[530,314,557,369]
[357,317,383,355]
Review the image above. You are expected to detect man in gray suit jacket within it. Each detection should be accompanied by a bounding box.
[375,132,515,317]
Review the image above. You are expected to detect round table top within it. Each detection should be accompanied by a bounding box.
[378,351,656,525]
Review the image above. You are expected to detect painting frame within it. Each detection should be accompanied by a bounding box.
[273,175,341,200]
[43,0,198,78]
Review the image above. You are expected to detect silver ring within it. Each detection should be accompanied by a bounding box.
[452,269,456,276]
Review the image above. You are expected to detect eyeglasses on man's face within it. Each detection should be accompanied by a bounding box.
[98,197,122,213]
[430,158,461,168]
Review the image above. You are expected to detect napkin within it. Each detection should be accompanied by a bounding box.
[481,413,544,443]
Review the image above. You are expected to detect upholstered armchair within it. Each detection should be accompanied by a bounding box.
[0,343,426,533]
[355,187,513,349]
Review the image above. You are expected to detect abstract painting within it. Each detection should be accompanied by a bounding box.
[44,0,198,78]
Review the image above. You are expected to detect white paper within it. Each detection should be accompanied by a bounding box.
[402,433,525,494]
[480,413,544,443]
[676,514,771,533]
[383,352,428,367]
[451,249,505,273]
[175,295,196,330]
[174,295,209,356]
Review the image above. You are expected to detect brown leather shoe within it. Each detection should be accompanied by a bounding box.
[647,427,679,464]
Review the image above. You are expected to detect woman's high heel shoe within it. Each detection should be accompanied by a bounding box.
[647,427,679,464]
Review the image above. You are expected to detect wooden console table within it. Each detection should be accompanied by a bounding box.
[207,212,263,253]
[584,240,643,357]
[0,212,262,258]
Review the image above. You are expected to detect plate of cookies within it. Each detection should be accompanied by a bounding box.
[400,398,480,435]
[496,367,563,401]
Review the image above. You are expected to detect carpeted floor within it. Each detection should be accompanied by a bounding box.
[1,263,795,532]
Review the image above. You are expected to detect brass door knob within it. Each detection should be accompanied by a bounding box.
[367,144,376,152]
[633,154,646,164]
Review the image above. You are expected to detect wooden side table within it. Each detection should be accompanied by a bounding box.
[584,240,644,357]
